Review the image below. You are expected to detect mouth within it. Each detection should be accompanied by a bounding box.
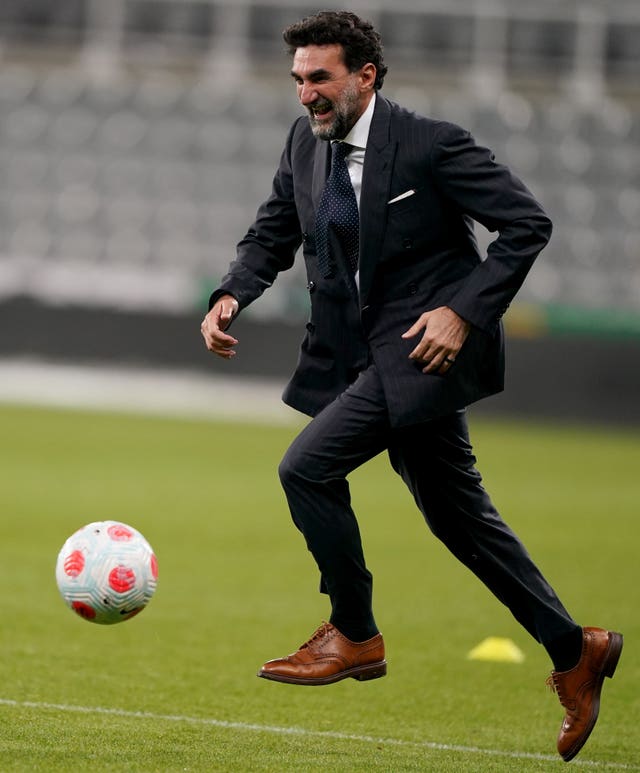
[309,99,333,121]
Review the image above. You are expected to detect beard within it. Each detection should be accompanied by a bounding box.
[306,83,361,141]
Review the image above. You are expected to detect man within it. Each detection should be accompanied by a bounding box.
[201,10,622,762]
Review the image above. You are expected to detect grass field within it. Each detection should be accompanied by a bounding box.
[0,402,638,772]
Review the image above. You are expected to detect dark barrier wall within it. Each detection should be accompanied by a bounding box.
[2,297,640,426]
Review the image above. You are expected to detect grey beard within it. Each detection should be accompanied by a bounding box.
[308,112,350,141]
[307,96,358,141]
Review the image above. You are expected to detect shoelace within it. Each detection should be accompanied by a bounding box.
[546,673,569,707]
[299,621,332,650]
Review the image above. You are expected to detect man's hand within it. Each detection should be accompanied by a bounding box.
[401,306,470,374]
[200,294,240,358]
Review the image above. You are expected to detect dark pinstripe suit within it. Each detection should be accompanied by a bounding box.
[210,94,577,645]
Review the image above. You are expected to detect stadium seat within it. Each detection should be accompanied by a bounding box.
[0,55,637,317]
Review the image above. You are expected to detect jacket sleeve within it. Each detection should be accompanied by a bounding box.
[430,121,552,334]
[209,120,303,312]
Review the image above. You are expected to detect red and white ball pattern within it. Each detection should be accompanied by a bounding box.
[55,521,158,624]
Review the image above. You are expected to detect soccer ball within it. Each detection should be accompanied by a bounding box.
[55,521,158,624]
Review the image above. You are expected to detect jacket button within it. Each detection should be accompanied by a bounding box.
[307,281,316,292]
[408,282,418,295]
[402,237,413,249]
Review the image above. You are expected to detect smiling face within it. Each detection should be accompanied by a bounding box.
[291,44,376,141]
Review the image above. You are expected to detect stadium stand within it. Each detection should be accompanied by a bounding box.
[0,0,638,327]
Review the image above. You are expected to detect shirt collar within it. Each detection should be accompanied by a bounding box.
[341,92,376,150]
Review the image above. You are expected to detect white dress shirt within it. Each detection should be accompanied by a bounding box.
[338,92,376,209]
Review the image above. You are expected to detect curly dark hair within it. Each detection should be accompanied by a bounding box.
[283,10,388,90]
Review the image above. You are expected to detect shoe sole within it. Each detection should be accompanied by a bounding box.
[257,660,387,686]
[561,631,624,762]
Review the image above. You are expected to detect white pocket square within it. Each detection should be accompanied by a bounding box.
[387,189,416,204]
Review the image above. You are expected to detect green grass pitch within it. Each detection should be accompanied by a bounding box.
[0,403,638,771]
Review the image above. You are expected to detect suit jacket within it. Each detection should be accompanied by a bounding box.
[210,94,552,427]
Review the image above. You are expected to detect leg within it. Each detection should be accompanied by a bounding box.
[278,365,391,641]
[387,410,580,649]
[389,411,624,762]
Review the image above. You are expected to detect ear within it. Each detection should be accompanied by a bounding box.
[359,63,377,91]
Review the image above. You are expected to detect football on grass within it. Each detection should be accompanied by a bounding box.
[55,521,158,624]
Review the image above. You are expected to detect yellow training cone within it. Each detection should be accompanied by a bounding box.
[467,637,525,663]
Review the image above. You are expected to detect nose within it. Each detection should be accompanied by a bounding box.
[298,82,318,106]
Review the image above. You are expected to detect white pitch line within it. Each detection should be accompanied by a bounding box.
[0,698,637,770]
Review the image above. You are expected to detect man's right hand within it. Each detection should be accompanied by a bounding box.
[200,294,239,358]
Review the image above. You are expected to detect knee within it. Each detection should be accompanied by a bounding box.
[278,446,306,491]
[278,443,331,492]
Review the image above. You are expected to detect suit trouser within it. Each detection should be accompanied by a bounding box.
[278,363,577,645]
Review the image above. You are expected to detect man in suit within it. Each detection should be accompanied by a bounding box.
[201,10,622,761]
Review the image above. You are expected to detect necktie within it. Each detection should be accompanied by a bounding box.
[315,141,359,278]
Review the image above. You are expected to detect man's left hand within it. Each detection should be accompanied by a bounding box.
[402,306,471,374]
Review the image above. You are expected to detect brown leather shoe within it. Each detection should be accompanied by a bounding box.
[257,622,387,685]
[547,626,623,761]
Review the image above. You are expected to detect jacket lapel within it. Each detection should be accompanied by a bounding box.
[359,95,395,306]
[312,138,330,211]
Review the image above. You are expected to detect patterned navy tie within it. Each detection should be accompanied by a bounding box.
[315,141,359,278]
